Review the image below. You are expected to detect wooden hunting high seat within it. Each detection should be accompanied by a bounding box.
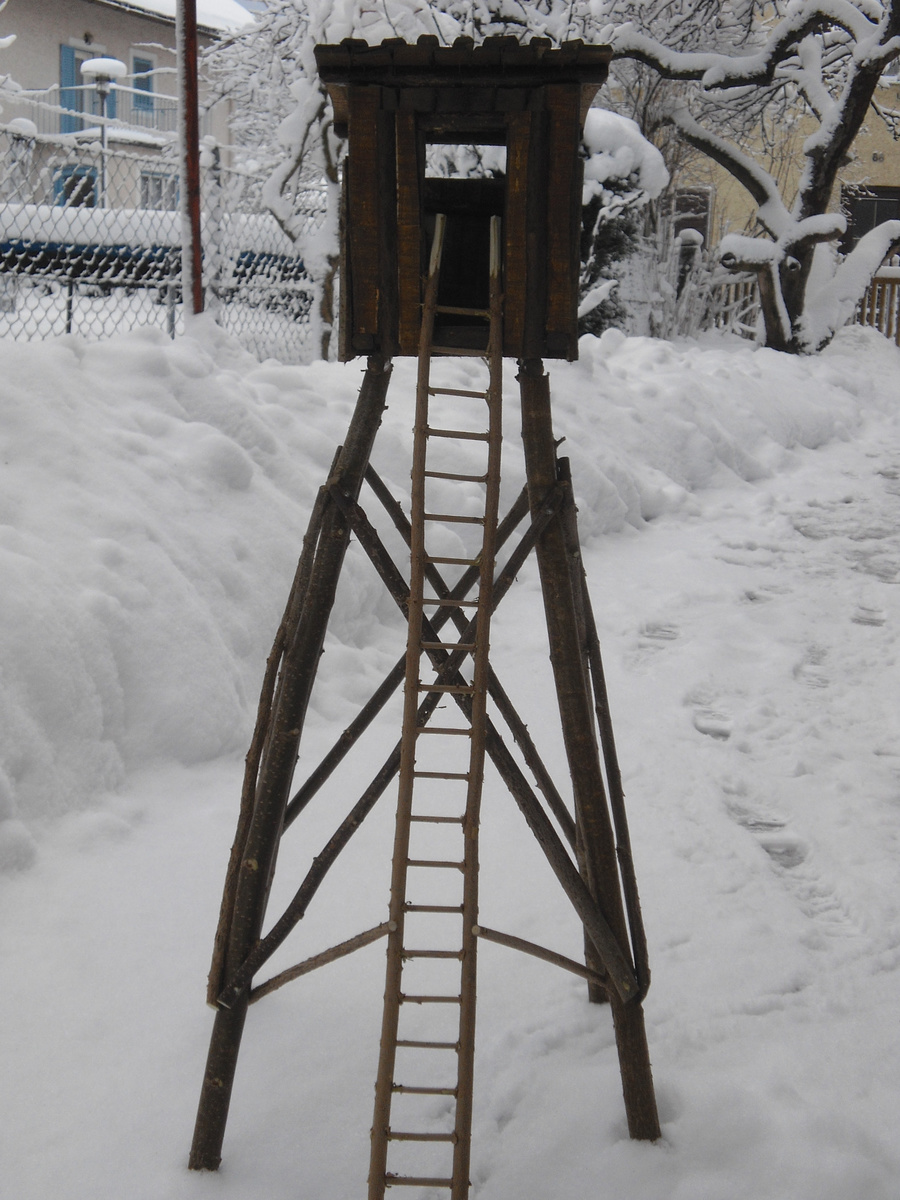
[315,34,611,361]
[189,36,661,1199]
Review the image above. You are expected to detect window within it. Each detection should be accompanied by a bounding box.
[140,170,177,210]
[54,164,98,207]
[59,45,117,134]
[661,187,713,244]
[60,45,88,134]
[842,186,900,248]
[132,55,155,114]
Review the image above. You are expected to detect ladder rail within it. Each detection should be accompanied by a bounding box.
[452,215,503,1197]
[369,214,503,1200]
[369,215,448,1200]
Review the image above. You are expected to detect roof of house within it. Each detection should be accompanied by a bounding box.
[94,0,255,34]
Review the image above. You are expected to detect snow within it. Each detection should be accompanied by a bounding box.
[582,109,669,200]
[80,59,129,80]
[803,223,900,349]
[105,0,255,33]
[2,317,900,1198]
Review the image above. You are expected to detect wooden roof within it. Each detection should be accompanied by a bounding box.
[316,36,611,134]
[315,35,611,86]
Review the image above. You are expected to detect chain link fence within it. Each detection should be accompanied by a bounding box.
[1,99,317,363]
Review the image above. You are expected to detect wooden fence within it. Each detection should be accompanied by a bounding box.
[709,266,900,346]
[857,268,900,346]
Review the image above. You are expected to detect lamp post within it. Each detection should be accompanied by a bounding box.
[80,57,126,207]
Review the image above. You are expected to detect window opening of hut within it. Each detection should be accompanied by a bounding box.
[424,143,507,179]
[424,143,506,349]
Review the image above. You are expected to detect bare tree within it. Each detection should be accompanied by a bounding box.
[596,0,900,351]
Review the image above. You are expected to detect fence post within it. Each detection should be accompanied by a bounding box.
[204,140,224,319]
[176,0,204,319]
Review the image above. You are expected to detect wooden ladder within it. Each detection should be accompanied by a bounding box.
[368,214,503,1200]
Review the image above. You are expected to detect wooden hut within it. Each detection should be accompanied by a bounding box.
[314,36,611,361]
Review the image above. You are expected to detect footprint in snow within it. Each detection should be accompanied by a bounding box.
[792,644,829,689]
[639,620,680,643]
[852,603,887,626]
[721,781,859,937]
[692,708,733,740]
[626,621,680,668]
[722,784,788,833]
[686,687,733,740]
[756,832,808,869]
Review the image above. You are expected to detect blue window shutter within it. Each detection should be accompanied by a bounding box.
[60,45,80,134]
[107,84,117,120]
[133,56,154,112]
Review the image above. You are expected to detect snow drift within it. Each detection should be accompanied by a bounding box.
[0,318,893,860]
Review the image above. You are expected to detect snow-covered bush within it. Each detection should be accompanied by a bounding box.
[578,109,668,336]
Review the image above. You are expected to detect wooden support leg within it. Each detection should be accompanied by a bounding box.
[188,355,393,1171]
[517,358,660,1142]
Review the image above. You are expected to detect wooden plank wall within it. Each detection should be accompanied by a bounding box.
[544,84,583,361]
[503,111,531,358]
[396,112,422,355]
[347,86,382,351]
[343,82,588,361]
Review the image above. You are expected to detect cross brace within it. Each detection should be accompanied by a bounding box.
[189,331,659,1188]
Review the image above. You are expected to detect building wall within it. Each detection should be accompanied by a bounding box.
[2,0,231,146]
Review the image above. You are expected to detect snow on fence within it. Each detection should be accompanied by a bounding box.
[0,122,315,362]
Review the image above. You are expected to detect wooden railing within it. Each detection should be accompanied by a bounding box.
[857,268,900,346]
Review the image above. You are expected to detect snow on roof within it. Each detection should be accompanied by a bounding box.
[100,0,255,33]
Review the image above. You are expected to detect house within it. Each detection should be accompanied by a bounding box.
[0,0,253,233]
[0,0,315,362]
[1,0,253,200]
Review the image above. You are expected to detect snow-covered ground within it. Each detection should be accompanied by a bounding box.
[1,318,898,1198]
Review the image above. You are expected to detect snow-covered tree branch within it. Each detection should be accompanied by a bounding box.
[0,0,19,106]
[599,0,900,351]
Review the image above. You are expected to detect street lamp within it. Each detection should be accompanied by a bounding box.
[80,57,126,207]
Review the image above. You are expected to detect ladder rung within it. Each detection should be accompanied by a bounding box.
[424,470,487,483]
[385,1175,454,1188]
[423,512,484,525]
[417,684,474,695]
[392,1085,458,1096]
[428,385,488,398]
[421,597,480,606]
[410,814,465,825]
[395,1041,459,1052]
[434,306,490,319]
[402,949,463,959]
[388,1130,457,1141]
[425,426,489,441]
[415,726,471,736]
[399,994,462,1004]
[406,858,465,870]
[413,771,469,780]
[423,555,479,565]
[420,641,475,651]
[404,904,464,913]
